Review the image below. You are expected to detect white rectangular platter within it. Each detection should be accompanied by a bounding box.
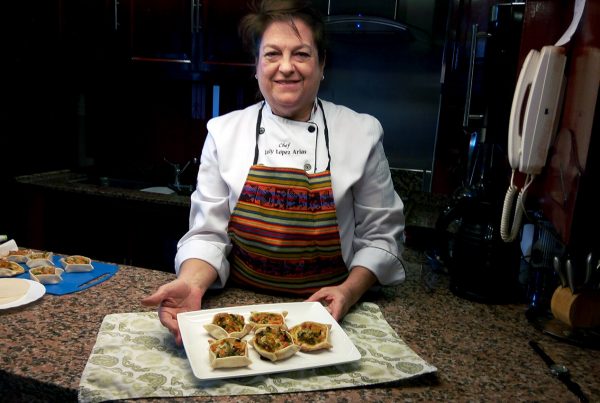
[178,301,361,381]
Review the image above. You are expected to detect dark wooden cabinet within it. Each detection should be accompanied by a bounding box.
[59,0,118,65]
[431,0,524,195]
[520,0,599,253]
[201,0,253,67]
[127,0,198,62]
[113,0,256,75]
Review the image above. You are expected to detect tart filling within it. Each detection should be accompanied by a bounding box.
[6,249,33,263]
[26,252,54,269]
[249,311,288,330]
[251,325,300,362]
[29,265,64,284]
[208,337,252,368]
[203,312,253,340]
[289,321,333,352]
[0,260,25,277]
[60,255,94,272]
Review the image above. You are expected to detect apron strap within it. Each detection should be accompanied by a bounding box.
[317,99,332,171]
[253,102,265,165]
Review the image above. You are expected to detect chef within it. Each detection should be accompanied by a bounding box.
[143,0,406,345]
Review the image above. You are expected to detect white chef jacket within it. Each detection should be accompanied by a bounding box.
[175,99,406,288]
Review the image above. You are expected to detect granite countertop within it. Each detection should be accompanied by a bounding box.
[13,169,449,224]
[14,170,191,207]
[2,249,600,402]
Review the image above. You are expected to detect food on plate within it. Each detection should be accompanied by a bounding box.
[0,278,31,305]
[203,312,253,339]
[0,260,25,277]
[6,249,33,263]
[28,252,52,260]
[63,255,91,264]
[289,321,333,352]
[29,265,64,284]
[26,252,54,268]
[60,255,94,272]
[250,325,300,362]
[249,311,288,330]
[208,337,252,368]
[32,266,58,275]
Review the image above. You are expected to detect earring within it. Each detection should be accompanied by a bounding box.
[255,74,258,79]
[321,75,325,81]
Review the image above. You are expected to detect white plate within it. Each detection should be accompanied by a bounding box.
[178,302,361,380]
[0,279,46,309]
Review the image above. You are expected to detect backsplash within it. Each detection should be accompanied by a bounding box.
[390,168,448,229]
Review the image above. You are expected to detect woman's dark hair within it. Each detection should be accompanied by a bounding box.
[239,0,327,64]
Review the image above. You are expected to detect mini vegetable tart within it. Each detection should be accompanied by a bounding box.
[248,311,288,330]
[26,252,54,269]
[208,337,252,369]
[0,260,25,277]
[251,325,300,362]
[289,321,333,352]
[5,249,33,263]
[203,312,253,340]
[29,265,64,284]
[60,255,94,273]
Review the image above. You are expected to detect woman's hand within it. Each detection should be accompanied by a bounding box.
[141,278,205,345]
[305,266,377,321]
[305,285,354,321]
[141,259,218,345]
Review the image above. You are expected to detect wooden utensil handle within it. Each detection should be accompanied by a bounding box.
[551,286,600,328]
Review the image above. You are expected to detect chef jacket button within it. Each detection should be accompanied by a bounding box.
[304,163,312,171]
[307,125,316,133]
[259,127,265,134]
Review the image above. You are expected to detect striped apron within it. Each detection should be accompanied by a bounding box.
[227,101,348,295]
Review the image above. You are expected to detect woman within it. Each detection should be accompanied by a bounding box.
[143,0,405,345]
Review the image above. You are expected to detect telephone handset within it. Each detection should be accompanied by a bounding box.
[508,46,567,174]
[501,46,567,242]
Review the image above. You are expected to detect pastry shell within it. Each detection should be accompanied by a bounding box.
[251,325,300,362]
[29,265,64,284]
[60,255,94,272]
[207,337,252,369]
[0,260,25,277]
[5,249,33,263]
[289,321,333,352]
[26,252,54,268]
[203,312,253,340]
[248,311,288,330]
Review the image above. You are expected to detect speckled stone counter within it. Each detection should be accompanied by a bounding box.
[2,250,599,402]
[14,170,191,207]
[13,169,449,224]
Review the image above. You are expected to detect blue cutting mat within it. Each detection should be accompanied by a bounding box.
[16,255,119,295]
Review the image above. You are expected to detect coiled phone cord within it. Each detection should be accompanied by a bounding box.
[500,170,535,242]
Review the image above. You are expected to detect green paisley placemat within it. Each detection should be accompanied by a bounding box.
[78,302,437,402]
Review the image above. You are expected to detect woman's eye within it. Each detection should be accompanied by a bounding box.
[295,52,311,59]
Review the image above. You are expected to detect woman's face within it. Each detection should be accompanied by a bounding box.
[256,18,324,121]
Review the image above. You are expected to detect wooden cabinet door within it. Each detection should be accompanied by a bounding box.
[120,0,199,65]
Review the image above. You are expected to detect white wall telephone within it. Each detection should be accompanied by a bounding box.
[500,46,567,242]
